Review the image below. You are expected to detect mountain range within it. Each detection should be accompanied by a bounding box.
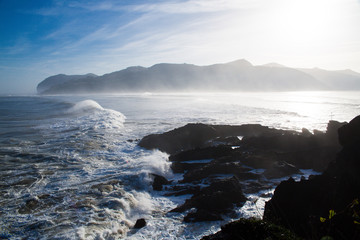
[37,59,360,94]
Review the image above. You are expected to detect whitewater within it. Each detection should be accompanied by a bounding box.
[0,92,359,239]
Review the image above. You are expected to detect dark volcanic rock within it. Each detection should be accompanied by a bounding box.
[263,115,360,239]
[184,209,223,222]
[263,161,301,179]
[138,119,347,226]
[138,123,218,154]
[133,218,146,229]
[169,145,233,162]
[338,115,360,147]
[138,123,285,154]
[201,218,301,240]
[170,177,247,222]
[171,161,207,173]
[181,161,256,183]
[165,185,201,196]
[151,174,171,191]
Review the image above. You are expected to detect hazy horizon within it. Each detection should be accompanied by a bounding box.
[1,0,360,94]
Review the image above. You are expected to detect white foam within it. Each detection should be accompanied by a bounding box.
[48,99,127,132]
[67,100,104,114]
[136,150,173,179]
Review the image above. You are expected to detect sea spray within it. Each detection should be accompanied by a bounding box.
[1,93,359,239]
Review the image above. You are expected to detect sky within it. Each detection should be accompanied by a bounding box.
[1,0,360,94]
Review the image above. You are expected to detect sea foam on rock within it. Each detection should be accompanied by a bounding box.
[139,120,346,224]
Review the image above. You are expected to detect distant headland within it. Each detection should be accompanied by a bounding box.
[37,59,360,94]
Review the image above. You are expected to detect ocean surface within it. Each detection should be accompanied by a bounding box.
[0,91,359,239]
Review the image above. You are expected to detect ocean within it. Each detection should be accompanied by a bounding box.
[0,91,359,239]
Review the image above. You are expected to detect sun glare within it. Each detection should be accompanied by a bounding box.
[265,0,346,49]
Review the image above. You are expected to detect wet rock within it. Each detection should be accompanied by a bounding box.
[138,123,285,154]
[165,185,201,196]
[171,161,208,173]
[169,145,233,162]
[138,123,218,154]
[151,174,171,191]
[338,115,360,147]
[170,177,247,222]
[278,146,338,172]
[184,209,223,222]
[263,115,360,239]
[210,136,242,146]
[242,180,273,194]
[242,133,318,153]
[181,161,255,183]
[263,161,301,179]
[239,150,279,169]
[133,218,146,229]
[201,218,301,240]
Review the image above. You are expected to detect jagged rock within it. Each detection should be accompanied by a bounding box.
[263,161,301,179]
[138,123,218,154]
[138,123,286,154]
[184,209,223,222]
[171,161,207,173]
[170,177,247,222]
[169,145,234,173]
[263,115,360,239]
[133,218,146,229]
[150,174,171,191]
[301,128,312,136]
[181,161,256,183]
[201,218,301,240]
[165,185,201,196]
[338,115,360,147]
[169,145,233,162]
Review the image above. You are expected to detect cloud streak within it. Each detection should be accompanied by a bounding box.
[1,0,360,94]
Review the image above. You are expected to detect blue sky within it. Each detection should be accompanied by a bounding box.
[1,0,360,94]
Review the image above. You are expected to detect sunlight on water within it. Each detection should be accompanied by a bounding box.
[0,92,359,239]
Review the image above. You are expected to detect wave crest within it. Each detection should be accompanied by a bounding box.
[57,99,127,131]
[67,100,104,114]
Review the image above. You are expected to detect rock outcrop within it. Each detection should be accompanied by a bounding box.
[201,218,301,240]
[263,115,360,239]
[139,120,346,223]
[170,177,247,222]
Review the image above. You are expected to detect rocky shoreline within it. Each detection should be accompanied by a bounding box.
[138,116,360,239]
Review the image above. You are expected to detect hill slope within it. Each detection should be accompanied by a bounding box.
[37,59,360,94]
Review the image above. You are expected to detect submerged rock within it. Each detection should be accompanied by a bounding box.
[18,197,40,214]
